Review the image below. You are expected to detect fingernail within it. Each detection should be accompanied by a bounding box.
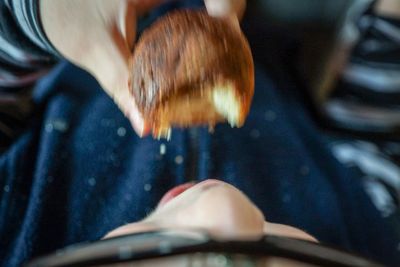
[128,111,145,137]
[205,0,231,17]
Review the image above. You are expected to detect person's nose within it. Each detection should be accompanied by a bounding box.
[180,185,265,239]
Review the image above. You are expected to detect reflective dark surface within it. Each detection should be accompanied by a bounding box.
[27,230,384,267]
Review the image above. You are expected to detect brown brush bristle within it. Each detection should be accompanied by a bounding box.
[130,9,254,138]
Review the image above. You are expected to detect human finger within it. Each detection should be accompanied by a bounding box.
[204,0,246,19]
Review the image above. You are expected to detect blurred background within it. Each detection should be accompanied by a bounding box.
[242,0,400,230]
[246,0,400,137]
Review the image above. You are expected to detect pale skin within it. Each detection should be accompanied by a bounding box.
[105,180,317,241]
[376,0,400,18]
[39,0,247,137]
[102,180,317,266]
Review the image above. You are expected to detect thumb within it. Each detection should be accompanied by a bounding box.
[111,81,151,137]
[204,0,246,20]
[92,60,151,137]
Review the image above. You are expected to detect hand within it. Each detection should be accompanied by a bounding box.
[40,0,246,137]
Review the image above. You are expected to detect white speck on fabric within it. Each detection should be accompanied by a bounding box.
[88,177,96,187]
[264,110,276,122]
[117,127,127,137]
[144,184,152,192]
[45,119,69,133]
[250,129,260,139]
[3,185,10,193]
[175,155,184,165]
[160,144,167,155]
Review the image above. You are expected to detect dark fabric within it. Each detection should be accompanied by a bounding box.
[0,1,52,68]
[4,0,59,57]
[0,1,399,267]
[0,0,57,144]
[0,0,55,82]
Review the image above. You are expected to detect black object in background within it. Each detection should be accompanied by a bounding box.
[246,0,400,138]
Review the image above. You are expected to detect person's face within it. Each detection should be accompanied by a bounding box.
[104,180,316,241]
[101,180,317,267]
[105,179,316,241]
